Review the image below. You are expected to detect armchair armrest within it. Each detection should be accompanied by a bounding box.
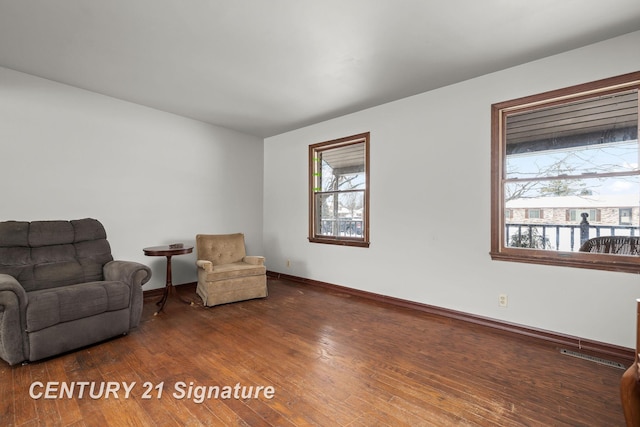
[104,260,152,287]
[243,256,265,266]
[0,274,28,365]
[196,260,213,272]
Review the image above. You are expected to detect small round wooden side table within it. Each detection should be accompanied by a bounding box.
[143,244,194,315]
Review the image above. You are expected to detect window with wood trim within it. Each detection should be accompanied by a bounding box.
[491,71,640,272]
[309,132,370,247]
[620,208,633,225]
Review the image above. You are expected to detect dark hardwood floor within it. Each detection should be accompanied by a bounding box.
[1,278,627,426]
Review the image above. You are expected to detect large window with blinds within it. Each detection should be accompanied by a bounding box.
[309,132,370,247]
[491,72,640,272]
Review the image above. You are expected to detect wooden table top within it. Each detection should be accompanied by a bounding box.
[143,244,193,256]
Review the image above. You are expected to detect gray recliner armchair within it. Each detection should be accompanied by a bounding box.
[0,218,151,365]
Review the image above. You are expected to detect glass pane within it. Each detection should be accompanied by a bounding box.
[504,176,640,252]
[320,164,334,191]
[504,175,639,201]
[318,143,366,191]
[506,140,639,180]
[505,89,638,179]
[315,193,336,236]
[315,191,365,238]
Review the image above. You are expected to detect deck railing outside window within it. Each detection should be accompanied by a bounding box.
[505,219,639,251]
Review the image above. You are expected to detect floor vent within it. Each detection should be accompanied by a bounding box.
[560,349,626,370]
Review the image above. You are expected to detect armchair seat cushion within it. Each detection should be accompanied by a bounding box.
[203,262,266,282]
[26,280,131,333]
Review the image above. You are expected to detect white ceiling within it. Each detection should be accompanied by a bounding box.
[1,1,639,138]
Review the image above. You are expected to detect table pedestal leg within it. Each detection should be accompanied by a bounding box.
[154,255,194,315]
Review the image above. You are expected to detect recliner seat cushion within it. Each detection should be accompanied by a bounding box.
[26,281,131,332]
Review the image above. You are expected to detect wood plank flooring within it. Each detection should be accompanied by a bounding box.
[1,278,627,426]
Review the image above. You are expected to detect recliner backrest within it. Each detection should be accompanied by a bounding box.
[0,218,113,292]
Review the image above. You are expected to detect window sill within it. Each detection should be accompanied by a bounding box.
[308,237,370,248]
[490,249,640,274]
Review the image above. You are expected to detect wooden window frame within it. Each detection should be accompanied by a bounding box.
[309,132,370,248]
[491,71,640,273]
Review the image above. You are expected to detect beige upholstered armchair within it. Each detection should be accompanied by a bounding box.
[195,233,267,307]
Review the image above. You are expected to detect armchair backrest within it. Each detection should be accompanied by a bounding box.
[0,218,113,292]
[196,233,246,266]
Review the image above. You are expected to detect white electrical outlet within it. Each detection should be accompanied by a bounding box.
[498,294,508,308]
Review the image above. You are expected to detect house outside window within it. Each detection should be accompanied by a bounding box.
[309,132,370,247]
[491,71,640,272]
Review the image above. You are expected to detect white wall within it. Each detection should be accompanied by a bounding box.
[264,31,640,348]
[0,66,264,290]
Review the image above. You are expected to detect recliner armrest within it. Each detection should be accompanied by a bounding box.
[104,261,152,287]
[0,273,28,365]
[196,260,213,272]
[243,256,265,266]
[0,274,27,306]
[103,261,152,330]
